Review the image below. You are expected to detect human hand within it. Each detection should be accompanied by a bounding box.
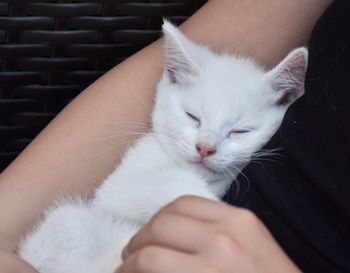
[118,196,301,273]
[0,247,38,273]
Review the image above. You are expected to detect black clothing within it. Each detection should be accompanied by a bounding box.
[225,1,350,272]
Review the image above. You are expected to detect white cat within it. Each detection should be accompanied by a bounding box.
[18,21,308,273]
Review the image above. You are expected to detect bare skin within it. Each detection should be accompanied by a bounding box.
[119,196,302,273]
[0,0,332,272]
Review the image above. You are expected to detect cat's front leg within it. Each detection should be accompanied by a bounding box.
[92,167,217,224]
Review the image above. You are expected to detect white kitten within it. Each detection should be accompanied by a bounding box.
[18,21,308,273]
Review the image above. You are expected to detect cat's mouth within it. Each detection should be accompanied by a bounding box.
[196,159,219,173]
[186,157,220,173]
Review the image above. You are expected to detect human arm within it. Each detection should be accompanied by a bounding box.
[0,0,332,270]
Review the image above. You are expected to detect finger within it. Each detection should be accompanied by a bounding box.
[118,246,204,273]
[123,212,210,259]
[162,196,268,241]
[162,195,238,222]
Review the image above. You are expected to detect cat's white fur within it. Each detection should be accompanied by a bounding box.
[18,21,308,273]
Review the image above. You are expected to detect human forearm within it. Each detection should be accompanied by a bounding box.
[183,0,332,67]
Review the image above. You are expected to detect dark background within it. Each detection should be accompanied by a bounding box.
[0,0,206,172]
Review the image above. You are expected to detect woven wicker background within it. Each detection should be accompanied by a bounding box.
[0,0,206,171]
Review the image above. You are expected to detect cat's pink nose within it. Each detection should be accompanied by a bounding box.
[196,143,216,157]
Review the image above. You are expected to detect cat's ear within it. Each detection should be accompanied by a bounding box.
[162,20,200,85]
[265,47,308,106]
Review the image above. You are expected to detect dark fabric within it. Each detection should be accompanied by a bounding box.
[224,1,350,272]
[0,1,206,172]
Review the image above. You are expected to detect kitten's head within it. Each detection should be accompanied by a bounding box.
[152,21,307,174]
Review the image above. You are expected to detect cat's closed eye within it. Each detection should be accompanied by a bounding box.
[186,112,200,124]
[229,129,250,137]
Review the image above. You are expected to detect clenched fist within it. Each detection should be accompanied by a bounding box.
[118,196,301,273]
